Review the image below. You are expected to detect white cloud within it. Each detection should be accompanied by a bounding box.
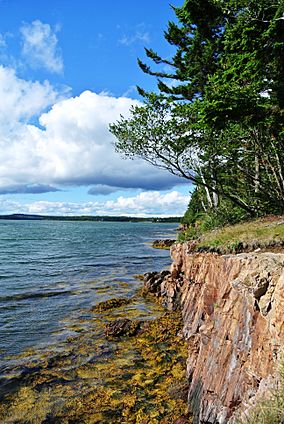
[103,191,188,216]
[0,65,67,188]
[0,198,22,213]
[0,67,183,193]
[0,191,188,217]
[0,65,60,127]
[20,20,63,74]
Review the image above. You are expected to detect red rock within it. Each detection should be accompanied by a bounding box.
[163,245,284,423]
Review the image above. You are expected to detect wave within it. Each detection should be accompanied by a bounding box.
[0,290,72,303]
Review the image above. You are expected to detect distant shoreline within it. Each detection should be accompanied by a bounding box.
[0,213,181,223]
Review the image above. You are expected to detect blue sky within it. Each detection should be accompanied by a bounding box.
[0,0,191,216]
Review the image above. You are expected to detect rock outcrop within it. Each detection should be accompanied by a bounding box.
[105,318,142,338]
[143,270,171,297]
[152,239,175,249]
[158,243,284,423]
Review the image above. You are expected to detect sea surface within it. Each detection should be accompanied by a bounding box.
[0,220,176,366]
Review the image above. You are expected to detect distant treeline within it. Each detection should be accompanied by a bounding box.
[0,214,181,223]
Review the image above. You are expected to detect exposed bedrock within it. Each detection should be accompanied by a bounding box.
[148,244,284,423]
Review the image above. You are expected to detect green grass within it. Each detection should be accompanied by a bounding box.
[180,216,284,254]
[241,365,284,424]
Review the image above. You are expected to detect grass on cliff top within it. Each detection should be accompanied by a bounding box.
[183,215,284,254]
[241,364,284,424]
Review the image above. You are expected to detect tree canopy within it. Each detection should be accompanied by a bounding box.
[110,0,284,222]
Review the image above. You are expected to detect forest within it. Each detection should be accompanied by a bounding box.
[110,0,284,233]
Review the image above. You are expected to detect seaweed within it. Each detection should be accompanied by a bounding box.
[0,296,191,423]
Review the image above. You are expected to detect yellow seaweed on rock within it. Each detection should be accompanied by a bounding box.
[1,387,51,424]
[0,298,192,423]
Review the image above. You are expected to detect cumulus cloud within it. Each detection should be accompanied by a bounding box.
[0,70,184,192]
[103,191,188,216]
[0,65,60,128]
[0,191,188,217]
[0,199,22,214]
[20,20,63,73]
[0,65,67,190]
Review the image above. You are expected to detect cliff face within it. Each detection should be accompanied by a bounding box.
[161,244,284,423]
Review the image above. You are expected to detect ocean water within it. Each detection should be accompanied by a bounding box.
[0,220,176,364]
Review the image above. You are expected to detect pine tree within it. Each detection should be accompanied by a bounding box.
[137,0,225,102]
[110,0,284,219]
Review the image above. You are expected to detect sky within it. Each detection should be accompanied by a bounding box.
[0,0,191,217]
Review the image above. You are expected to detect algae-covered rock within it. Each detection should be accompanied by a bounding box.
[105,318,142,338]
[152,239,175,249]
[91,297,132,312]
[0,295,190,424]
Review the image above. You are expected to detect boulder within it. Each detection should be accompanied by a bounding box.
[105,318,141,338]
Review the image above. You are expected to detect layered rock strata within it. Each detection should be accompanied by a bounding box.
[145,244,284,423]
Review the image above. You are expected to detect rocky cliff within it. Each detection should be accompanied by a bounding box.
[159,244,284,423]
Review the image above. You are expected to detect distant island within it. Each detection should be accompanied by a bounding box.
[0,213,181,223]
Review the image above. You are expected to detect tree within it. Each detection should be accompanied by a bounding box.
[110,0,284,219]
[110,95,201,182]
[111,0,229,212]
[137,0,225,102]
[110,95,258,214]
[202,0,284,211]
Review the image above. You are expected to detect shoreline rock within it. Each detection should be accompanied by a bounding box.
[143,270,183,312]
[91,297,132,312]
[150,244,284,423]
[105,318,142,338]
[152,239,175,249]
[142,270,170,297]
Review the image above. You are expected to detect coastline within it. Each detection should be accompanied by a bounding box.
[0,225,191,423]
[0,281,190,424]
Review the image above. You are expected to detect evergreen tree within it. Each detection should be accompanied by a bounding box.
[110,0,284,221]
[137,0,225,101]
